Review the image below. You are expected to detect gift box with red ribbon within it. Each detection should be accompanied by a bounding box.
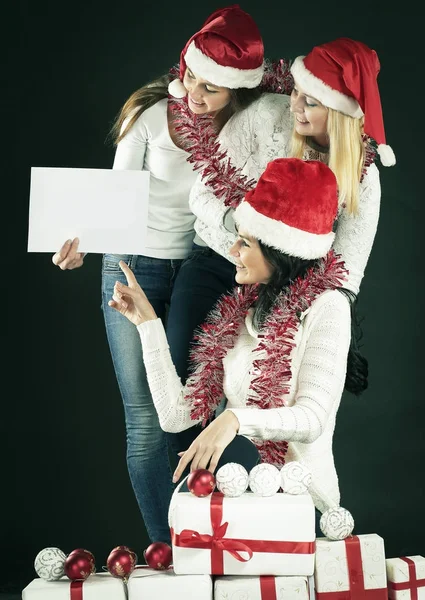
[169,490,316,576]
[314,534,388,599]
[128,565,212,598]
[214,574,314,600]
[22,572,125,600]
[386,555,425,599]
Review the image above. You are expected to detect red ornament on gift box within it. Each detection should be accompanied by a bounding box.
[106,546,137,580]
[187,469,216,497]
[64,550,95,581]
[67,549,96,573]
[144,542,172,570]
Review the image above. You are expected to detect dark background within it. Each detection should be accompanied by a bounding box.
[4,0,424,594]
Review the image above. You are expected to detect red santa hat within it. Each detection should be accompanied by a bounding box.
[234,158,338,260]
[290,37,395,166]
[168,5,264,98]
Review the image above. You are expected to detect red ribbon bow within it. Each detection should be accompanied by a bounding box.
[388,557,425,600]
[316,536,388,600]
[171,491,315,574]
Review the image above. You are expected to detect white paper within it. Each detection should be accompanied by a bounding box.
[27,167,150,254]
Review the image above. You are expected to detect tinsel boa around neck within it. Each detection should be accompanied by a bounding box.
[185,251,348,467]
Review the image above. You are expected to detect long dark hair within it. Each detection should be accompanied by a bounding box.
[253,242,368,396]
[109,73,262,144]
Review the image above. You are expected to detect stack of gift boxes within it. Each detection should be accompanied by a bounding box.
[23,461,425,599]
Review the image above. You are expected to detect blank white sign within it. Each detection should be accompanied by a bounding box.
[27,167,150,254]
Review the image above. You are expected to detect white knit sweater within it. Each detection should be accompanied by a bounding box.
[189,93,381,295]
[137,289,351,514]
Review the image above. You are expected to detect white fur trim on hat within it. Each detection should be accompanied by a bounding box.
[234,200,335,260]
[185,41,264,89]
[377,143,396,166]
[290,56,364,118]
[168,78,187,98]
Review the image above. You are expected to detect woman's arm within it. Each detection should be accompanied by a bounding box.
[229,291,351,442]
[332,163,381,295]
[112,111,148,170]
[137,319,202,432]
[108,261,202,433]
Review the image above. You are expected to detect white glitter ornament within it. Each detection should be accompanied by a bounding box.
[280,461,312,495]
[216,462,249,497]
[320,506,355,540]
[34,547,67,581]
[248,463,281,496]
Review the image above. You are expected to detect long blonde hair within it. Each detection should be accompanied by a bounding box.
[291,109,365,215]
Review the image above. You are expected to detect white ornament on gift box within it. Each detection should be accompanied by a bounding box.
[280,461,312,495]
[248,463,281,496]
[34,547,67,581]
[320,506,354,540]
[215,462,249,497]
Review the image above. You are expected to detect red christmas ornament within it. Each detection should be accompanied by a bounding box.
[187,469,216,497]
[106,547,137,580]
[67,549,96,573]
[64,551,95,581]
[143,542,172,570]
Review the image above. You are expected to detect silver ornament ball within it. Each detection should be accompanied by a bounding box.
[216,462,249,497]
[248,463,281,496]
[280,461,312,495]
[320,506,355,540]
[34,547,67,581]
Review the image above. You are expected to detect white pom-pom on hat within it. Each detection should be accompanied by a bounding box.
[280,461,312,495]
[168,78,187,98]
[378,144,396,166]
[320,506,355,540]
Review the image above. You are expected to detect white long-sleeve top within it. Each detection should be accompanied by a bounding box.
[113,98,198,259]
[189,93,381,294]
[137,289,351,514]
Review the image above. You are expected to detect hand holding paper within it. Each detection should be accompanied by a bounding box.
[52,238,85,270]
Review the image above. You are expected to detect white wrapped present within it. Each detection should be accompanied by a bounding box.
[314,534,387,599]
[169,488,315,576]
[128,565,212,598]
[214,574,312,599]
[22,572,125,599]
[386,555,425,599]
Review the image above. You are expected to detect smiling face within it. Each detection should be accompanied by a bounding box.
[229,230,274,285]
[182,67,232,115]
[290,80,329,146]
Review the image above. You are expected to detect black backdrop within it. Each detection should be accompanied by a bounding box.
[4,0,424,593]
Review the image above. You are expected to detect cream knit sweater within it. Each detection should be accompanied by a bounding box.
[189,93,381,295]
[137,289,351,514]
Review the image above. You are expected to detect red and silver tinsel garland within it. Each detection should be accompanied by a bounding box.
[186,251,348,466]
[168,59,295,210]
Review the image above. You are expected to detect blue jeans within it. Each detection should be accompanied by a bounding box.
[101,253,182,544]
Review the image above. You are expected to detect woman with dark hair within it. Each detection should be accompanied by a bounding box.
[51,5,265,544]
[108,158,368,520]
